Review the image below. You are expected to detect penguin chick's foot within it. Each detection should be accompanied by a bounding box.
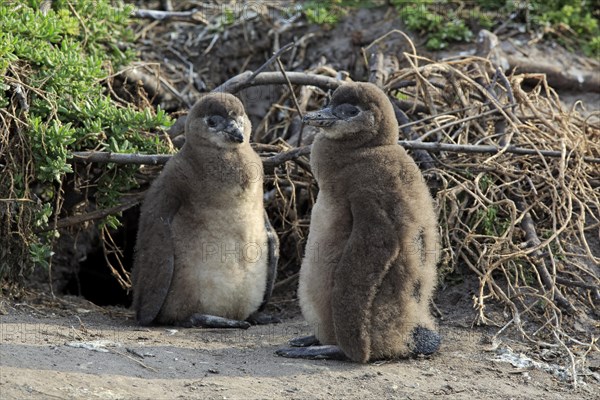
[275,345,348,361]
[288,335,320,347]
[183,314,251,329]
[246,312,281,325]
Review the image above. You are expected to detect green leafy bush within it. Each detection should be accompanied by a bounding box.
[302,0,378,25]
[534,2,599,55]
[0,0,172,283]
[391,0,599,55]
[394,2,475,50]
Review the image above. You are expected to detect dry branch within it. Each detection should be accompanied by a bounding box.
[397,141,600,163]
[71,146,313,167]
[215,71,342,94]
[516,199,576,313]
[262,146,311,169]
[133,8,208,24]
[72,152,171,165]
[71,141,600,167]
[35,193,146,233]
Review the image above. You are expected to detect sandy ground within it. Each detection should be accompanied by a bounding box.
[0,294,597,400]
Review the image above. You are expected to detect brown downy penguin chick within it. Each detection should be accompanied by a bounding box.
[276,82,440,362]
[132,93,279,328]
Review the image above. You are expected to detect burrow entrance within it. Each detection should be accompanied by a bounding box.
[63,207,139,307]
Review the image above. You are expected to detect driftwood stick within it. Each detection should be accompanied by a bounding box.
[215,71,342,94]
[396,142,600,163]
[35,193,146,233]
[71,142,600,167]
[555,277,600,292]
[262,146,311,169]
[72,152,171,165]
[133,8,208,24]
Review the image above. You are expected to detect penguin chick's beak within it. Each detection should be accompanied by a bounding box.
[302,108,338,127]
[223,120,244,143]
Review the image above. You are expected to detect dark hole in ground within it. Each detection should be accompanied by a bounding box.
[64,207,139,307]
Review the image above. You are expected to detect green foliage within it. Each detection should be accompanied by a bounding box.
[29,241,53,271]
[585,36,600,57]
[534,2,599,54]
[221,7,236,26]
[472,174,511,237]
[28,117,76,183]
[391,0,599,55]
[394,1,477,50]
[302,0,374,25]
[303,1,344,25]
[474,206,510,237]
[0,1,172,281]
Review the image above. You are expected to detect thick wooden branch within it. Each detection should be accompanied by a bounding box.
[72,152,171,165]
[215,71,342,94]
[71,141,600,167]
[132,8,208,24]
[262,146,311,169]
[397,141,600,163]
[36,193,146,233]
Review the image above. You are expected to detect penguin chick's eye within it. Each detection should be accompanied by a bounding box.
[205,115,224,129]
[333,103,360,119]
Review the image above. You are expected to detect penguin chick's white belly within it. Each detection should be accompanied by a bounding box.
[166,203,268,321]
[298,193,351,343]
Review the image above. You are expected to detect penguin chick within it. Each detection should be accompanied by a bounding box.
[276,82,440,362]
[132,93,279,328]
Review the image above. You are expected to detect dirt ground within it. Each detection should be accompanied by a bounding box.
[1,288,598,400]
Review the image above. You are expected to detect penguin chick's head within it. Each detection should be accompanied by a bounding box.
[303,82,398,145]
[185,93,251,148]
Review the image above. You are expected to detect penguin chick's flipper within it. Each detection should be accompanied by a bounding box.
[246,311,281,325]
[184,313,251,329]
[132,192,181,326]
[288,335,320,347]
[275,345,349,361]
[331,193,403,363]
[258,210,279,311]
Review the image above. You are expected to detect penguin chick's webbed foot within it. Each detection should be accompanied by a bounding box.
[288,334,320,347]
[276,345,348,361]
[277,331,440,360]
[182,313,251,329]
[276,335,348,360]
[246,312,281,325]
